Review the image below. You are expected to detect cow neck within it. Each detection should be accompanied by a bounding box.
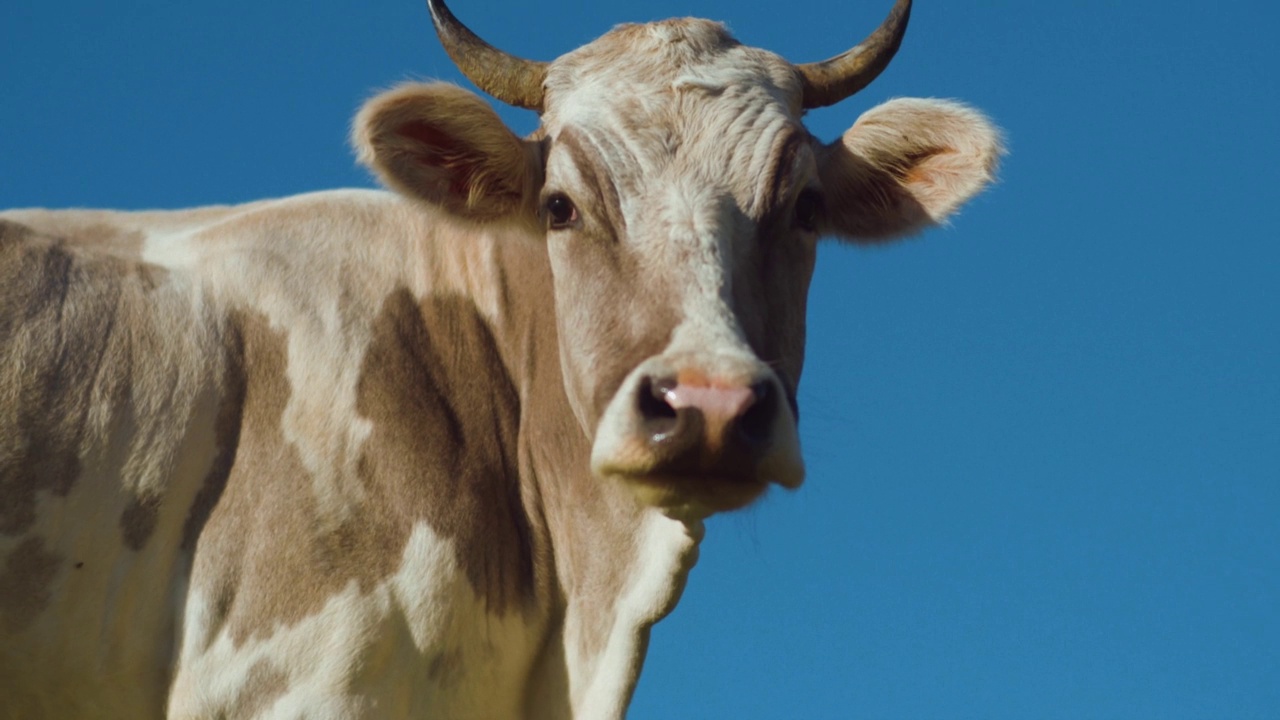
[464,225,705,715]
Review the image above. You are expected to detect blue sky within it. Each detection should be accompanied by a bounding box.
[5,1,1278,717]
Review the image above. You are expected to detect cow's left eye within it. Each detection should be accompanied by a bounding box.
[545,193,579,229]
[793,189,822,233]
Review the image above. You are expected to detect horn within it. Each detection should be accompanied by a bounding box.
[426,0,548,111]
[796,0,912,109]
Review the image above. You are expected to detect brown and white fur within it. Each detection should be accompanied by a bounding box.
[0,13,1001,720]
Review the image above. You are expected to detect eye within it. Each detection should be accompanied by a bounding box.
[545,193,579,230]
[793,189,823,233]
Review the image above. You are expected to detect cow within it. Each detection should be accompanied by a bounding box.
[0,0,1001,717]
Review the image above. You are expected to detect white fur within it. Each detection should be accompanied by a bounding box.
[170,522,543,719]
[568,513,703,718]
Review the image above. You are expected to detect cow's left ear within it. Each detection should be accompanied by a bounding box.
[817,98,1003,242]
[353,82,542,222]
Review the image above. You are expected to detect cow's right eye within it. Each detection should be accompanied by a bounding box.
[545,193,579,229]
[793,188,823,233]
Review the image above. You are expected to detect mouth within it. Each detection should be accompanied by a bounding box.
[602,464,774,515]
[592,428,805,516]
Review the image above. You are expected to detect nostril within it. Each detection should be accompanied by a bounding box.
[737,381,777,446]
[639,377,678,420]
[638,376,680,441]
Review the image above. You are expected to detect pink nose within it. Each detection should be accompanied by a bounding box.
[636,374,779,466]
[662,383,756,428]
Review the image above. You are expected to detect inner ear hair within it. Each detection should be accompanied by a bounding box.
[820,97,1003,242]
[352,83,537,221]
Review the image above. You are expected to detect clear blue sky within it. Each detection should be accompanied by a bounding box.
[5,1,1278,717]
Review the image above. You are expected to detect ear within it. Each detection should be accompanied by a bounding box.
[817,98,1003,242]
[352,82,542,221]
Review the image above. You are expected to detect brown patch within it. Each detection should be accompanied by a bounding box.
[193,310,381,647]
[181,324,247,552]
[0,222,92,535]
[0,440,80,537]
[0,218,189,540]
[0,219,189,546]
[194,297,534,647]
[0,536,63,633]
[426,650,463,683]
[120,493,162,551]
[355,288,533,615]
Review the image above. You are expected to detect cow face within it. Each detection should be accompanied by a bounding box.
[353,2,1002,518]
[534,24,817,516]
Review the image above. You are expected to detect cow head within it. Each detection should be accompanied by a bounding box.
[353,0,1001,518]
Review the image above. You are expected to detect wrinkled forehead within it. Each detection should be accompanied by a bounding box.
[545,19,801,109]
[541,20,808,207]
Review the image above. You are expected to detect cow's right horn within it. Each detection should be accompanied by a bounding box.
[427,0,548,112]
[795,0,912,109]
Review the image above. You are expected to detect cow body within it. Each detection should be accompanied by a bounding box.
[1,2,1001,717]
[1,192,694,718]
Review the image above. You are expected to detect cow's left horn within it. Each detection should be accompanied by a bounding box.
[796,0,912,109]
[427,0,548,111]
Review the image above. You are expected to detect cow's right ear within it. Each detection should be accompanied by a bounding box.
[817,98,1003,242]
[353,83,542,222]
